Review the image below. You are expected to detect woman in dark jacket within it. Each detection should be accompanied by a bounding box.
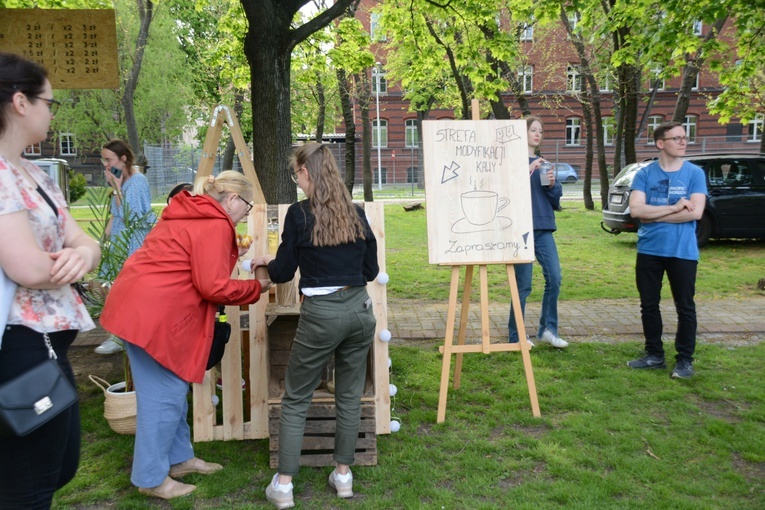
[251,142,379,509]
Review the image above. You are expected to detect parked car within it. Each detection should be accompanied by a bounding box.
[32,158,71,204]
[553,162,579,183]
[601,154,765,246]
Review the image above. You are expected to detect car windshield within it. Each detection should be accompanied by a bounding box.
[612,163,646,186]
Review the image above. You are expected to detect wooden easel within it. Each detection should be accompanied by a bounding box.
[434,100,540,423]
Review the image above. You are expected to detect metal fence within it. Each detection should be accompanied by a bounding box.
[141,135,762,199]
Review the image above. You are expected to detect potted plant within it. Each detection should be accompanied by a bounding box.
[80,187,155,433]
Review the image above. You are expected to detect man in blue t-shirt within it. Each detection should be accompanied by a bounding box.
[627,121,707,379]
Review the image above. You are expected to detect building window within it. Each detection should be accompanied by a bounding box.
[24,143,42,156]
[375,167,387,184]
[518,65,533,93]
[520,23,533,41]
[567,11,580,32]
[683,115,697,143]
[692,20,703,35]
[648,67,665,91]
[372,69,387,94]
[407,166,418,183]
[602,117,616,146]
[647,115,664,142]
[567,64,582,92]
[566,117,581,146]
[373,119,388,148]
[405,119,418,148]
[599,72,613,92]
[59,133,76,156]
[749,114,764,142]
[370,13,386,42]
[692,73,699,91]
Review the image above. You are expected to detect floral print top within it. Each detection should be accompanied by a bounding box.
[0,155,95,333]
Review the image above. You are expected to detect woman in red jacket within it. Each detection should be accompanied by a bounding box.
[100,171,270,500]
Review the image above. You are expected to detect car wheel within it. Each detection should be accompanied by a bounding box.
[696,214,712,248]
[566,176,577,183]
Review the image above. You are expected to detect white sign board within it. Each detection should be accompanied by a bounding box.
[423,120,534,265]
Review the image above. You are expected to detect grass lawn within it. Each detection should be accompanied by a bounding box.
[55,342,765,508]
[55,192,765,509]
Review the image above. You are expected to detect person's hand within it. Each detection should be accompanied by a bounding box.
[104,168,124,193]
[250,255,274,270]
[48,247,93,285]
[258,279,273,291]
[528,158,546,175]
[237,246,250,257]
[673,197,695,213]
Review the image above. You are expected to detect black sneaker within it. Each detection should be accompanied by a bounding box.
[671,359,694,379]
[627,354,666,369]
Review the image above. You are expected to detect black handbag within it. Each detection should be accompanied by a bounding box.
[206,305,231,370]
[0,333,78,437]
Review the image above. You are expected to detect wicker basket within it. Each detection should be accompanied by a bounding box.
[89,375,136,435]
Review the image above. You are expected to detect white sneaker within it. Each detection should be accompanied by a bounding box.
[95,336,124,354]
[523,335,534,349]
[328,469,353,498]
[538,329,569,348]
[265,473,294,509]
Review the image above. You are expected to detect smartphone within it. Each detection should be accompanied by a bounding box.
[109,166,123,179]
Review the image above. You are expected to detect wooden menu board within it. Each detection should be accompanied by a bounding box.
[0,9,118,89]
[423,119,534,266]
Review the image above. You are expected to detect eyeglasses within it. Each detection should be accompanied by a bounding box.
[661,136,689,144]
[290,167,304,184]
[237,195,254,214]
[32,96,61,116]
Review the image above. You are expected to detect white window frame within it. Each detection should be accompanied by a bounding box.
[692,20,703,36]
[748,114,764,142]
[647,115,664,143]
[370,13,386,42]
[59,133,76,156]
[24,143,42,156]
[683,115,698,143]
[372,69,387,94]
[518,65,533,94]
[566,117,582,146]
[405,119,418,148]
[602,117,615,146]
[567,64,582,93]
[648,67,665,91]
[373,119,388,148]
[520,23,533,42]
[692,73,699,91]
[599,72,613,92]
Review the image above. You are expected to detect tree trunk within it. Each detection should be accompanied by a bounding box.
[672,17,728,122]
[121,0,153,167]
[337,68,356,196]
[315,75,325,141]
[360,72,373,201]
[240,0,355,204]
[221,93,245,171]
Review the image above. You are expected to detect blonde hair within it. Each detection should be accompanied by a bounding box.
[193,171,253,204]
[292,142,366,246]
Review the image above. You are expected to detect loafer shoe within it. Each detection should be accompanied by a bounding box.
[328,469,353,498]
[169,457,223,477]
[138,476,195,499]
[95,337,124,354]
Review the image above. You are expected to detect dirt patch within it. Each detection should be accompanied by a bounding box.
[69,346,125,390]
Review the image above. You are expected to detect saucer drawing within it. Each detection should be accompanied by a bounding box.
[451,216,513,234]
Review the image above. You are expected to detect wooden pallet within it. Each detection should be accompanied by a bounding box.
[268,402,377,468]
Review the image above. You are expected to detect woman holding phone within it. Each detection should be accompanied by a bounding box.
[95,140,155,355]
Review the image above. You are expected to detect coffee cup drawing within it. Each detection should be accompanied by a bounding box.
[460,190,509,226]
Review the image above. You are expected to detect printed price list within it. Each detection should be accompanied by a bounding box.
[0,9,118,89]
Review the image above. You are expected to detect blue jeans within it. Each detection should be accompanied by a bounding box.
[508,230,562,342]
[635,253,697,361]
[125,343,195,488]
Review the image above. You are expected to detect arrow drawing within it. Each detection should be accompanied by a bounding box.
[441,161,461,183]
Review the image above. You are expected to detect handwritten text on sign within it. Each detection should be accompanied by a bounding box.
[0,9,119,89]
[423,120,533,265]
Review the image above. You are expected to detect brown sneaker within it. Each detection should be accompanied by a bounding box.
[138,476,196,499]
[169,457,223,477]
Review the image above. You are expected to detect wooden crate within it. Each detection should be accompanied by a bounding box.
[268,402,377,468]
